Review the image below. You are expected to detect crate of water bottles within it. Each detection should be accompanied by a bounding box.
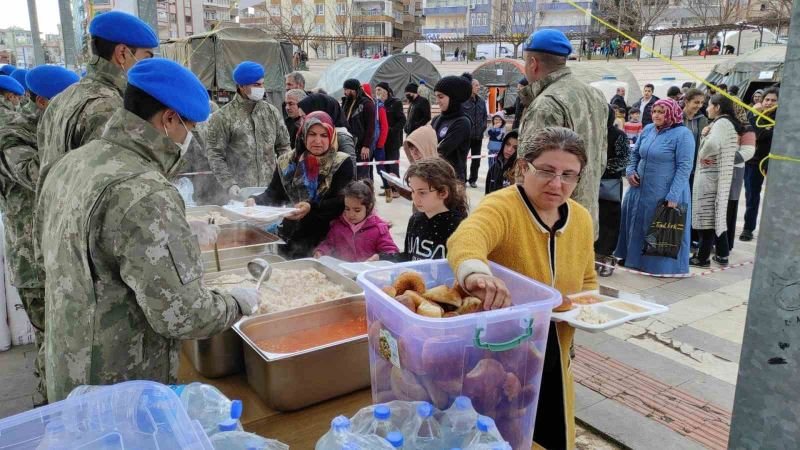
[317,398,512,449]
[357,260,561,449]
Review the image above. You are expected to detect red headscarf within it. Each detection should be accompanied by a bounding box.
[652,98,683,131]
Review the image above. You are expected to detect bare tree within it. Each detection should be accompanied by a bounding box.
[491,0,537,58]
[685,0,740,46]
[761,0,792,37]
[309,38,324,59]
[261,1,318,51]
[595,0,670,41]
[329,1,361,58]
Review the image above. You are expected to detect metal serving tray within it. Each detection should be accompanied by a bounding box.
[199,224,284,272]
[183,259,363,378]
[234,295,370,411]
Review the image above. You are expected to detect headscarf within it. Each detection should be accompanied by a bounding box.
[282,111,339,204]
[652,98,683,131]
[297,93,348,128]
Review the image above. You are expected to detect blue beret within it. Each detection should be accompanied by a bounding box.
[89,11,159,48]
[233,61,264,86]
[127,58,210,123]
[26,66,80,100]
[10,69,29,91]
[0,75,24,96]
[523,29,573,57]
[0,65,15,76]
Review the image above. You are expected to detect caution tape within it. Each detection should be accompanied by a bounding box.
[596,259,753,279]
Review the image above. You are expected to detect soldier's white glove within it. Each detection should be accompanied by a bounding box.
[230,287,260,315]
[187,220,220,246]
[228,185,241,198]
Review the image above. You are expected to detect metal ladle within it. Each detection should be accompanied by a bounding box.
[247,258,277,293]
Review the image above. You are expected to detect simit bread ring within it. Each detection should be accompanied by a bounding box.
[457,296,483,315]
[381,286,397,297]
[393,271,426,295]
[422,285,463,308]
[416,299,444,318]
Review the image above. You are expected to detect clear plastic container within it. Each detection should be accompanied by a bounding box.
[357,259,561,450]
[0,380,212,449]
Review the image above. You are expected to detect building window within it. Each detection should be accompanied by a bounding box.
[760,3,766,10]
[292,4,301,15]
[314,24,325,34]
[185,15,191,23]
[336,44,346,55]
[336,3,347,15]
[269,5,280,15]
[316,4,325,15]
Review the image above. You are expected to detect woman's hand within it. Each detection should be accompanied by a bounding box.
[464,273,512,311]
[360,147,371,160]
[627,172,640,187]
[700,158,715,167]
[244,198,256,207]
[285,202,311,221]
[366,254,380,261]
[666,201,678,208]
[701,125,711,136]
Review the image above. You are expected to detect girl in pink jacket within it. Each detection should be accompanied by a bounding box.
[314,180,399,262]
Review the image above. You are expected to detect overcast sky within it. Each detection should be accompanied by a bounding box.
[2,0,62,35]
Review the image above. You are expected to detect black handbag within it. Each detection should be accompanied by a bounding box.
[643,201,687,259]
[599,178,622,202]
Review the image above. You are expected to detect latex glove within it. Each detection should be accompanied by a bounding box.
[230,287,260,315]
[228,185,241,198]
[188,220,220,246]
[244,198,256,207]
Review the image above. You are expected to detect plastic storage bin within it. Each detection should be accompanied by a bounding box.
[0,380,213,449]
[357,260,560,450]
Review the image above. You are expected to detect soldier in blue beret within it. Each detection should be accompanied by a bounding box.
[37,10,159,190]
[0,64,78,405]
[0,65,15,76]
[10,69,31,108]
[36,58,259,402]
[516,28,609,449]
[0,75,24,126]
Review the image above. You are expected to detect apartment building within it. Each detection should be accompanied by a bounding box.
[0,27,36,68]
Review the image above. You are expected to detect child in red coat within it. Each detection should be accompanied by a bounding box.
[314,180,399,262]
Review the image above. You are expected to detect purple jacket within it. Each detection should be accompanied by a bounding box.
[316,214,399,262]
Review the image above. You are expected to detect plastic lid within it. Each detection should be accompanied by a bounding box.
[476,415,495,432]
[218,418,239,432]
[374,404,391,420]
[662,76,676,80]
[230,399,243,419]
[417,402,433,418]
[454,396,472,410]
[332,415,351,432]
[387,431,404,447]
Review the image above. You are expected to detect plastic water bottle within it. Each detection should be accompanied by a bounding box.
[464,443,512,450]
[364,404,397,439]
[405,402,443,450]
[464,416,504,447]
[440,396,479,447]
[316,416,355,450]
[386,431,404,449]
[171,383,243,436]
[209,431,289,450]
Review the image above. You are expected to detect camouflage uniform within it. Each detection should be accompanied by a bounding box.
[37,55,126,186]
[206,94,291,191]
[0,100,46,403]
[0,97,17,127]
[36,109,242,402]
[518,67,608,239]
[418,83,435,106]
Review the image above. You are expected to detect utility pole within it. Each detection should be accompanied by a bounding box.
[57,0,77,70]
[138,0,159,35]
[728,0,800,447]
[26,0,45,66]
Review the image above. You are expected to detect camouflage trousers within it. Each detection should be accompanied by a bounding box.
[17,287,46,405]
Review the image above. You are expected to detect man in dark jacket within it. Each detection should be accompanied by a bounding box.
[376,82,405,201]
[431,75,472,181]
[503,78,529,130]
[462,76,488,187]
[284,88,306,149]
[341,78,376,181]
[610,87,627,115]
[741,87,778,242]
[630,83,658,125]
[404,82,431,135]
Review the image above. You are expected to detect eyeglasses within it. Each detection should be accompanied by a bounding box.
[525,161,581,185]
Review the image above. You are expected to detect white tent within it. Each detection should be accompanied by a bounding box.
[718,29,779,54]
[402,42,442,63]
[640,34,684,58]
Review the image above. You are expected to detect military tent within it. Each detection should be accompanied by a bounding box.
[705,45,784,100]
[316,55,441,99]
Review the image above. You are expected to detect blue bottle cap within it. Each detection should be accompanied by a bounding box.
[218,418,239,432]
[374,404,391,420]
[168,384,186,397]
[454,396,472,410]
[601,75,617,80]
[387,431,404,447]
[230,399,243,419]
[476,415,495,432]
[332,415,351,432]
[417,402,433,418]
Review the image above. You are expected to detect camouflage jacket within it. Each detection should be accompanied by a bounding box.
[206,93,292,190]
[518,67,608,238]
[0,102,43,288]
[0,97,17,127]
[37,55,126,187]
[36,109,241,402]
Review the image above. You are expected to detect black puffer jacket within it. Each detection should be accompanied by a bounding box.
[462,94,488,139]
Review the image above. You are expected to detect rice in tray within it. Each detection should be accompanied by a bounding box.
[188,211,233,225]
[207,268,349,314]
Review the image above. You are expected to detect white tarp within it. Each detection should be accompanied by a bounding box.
[403,42,442,63]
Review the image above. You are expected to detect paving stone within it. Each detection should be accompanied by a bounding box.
[677,377,737,412]
[660,292,746,328]
[715,279,752,300]
[0,394,33,420]
[666,326,742,362]
[575,383,607,413]
[574,329,615,347]
[577,399,707,450]
[587,336,696,387]
[637,286,689,306]
[660,277,727,297]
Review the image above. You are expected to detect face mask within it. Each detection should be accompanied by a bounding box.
[248,87,265,101]
[164,115,193,156]
[406,94,414,101]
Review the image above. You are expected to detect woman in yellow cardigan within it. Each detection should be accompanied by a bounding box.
[447,126,598,450]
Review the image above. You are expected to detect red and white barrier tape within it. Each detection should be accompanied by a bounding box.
[596,259,754,279]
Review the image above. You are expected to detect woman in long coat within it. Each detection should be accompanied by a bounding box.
[615,98,695,275]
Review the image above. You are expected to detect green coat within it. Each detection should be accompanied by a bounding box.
[518,67,608,238]
[37,55,127,186]
[36,109,241,402]
[206,93,292,191]
[0,102,43,289]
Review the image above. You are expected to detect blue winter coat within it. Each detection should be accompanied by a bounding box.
[615,123,695,274]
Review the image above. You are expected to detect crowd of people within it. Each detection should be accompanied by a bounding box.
[0,9,780,448]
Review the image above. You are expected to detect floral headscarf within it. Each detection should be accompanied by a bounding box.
[281,111,340,204]
[652,98,683,131]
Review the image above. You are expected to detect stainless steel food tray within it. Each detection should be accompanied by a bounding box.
[234,295,369,411]
[183,259,363,378]
[200,224,284,272]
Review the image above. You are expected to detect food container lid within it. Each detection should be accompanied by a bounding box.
[374,404,391,420]
[230,399,243,419]
[417,402,433,418]
[387,431,403,447]
[454,396,472,410]
[477,415,496,432]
